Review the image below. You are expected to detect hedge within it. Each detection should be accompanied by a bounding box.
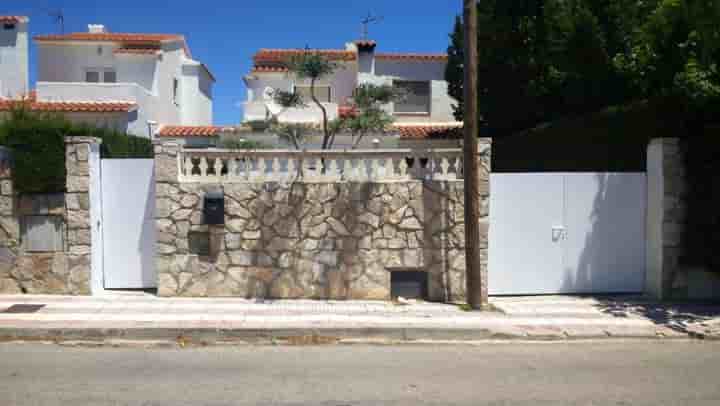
[0,107,153,193]
[682,128,720,273]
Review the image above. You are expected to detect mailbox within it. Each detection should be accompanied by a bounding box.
[203,191,225,225]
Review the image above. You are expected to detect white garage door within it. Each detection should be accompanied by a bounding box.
[489,173,646,295]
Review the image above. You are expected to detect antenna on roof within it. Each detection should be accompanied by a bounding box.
[49,9,65,34]
[360,12,383,40]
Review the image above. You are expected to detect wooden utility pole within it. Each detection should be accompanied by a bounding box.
[462,0,486,309]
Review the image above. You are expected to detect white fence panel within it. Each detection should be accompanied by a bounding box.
[489,173,646,295]
[101,159,156,289]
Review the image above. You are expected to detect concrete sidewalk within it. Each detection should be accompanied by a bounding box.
[0,293,713,344]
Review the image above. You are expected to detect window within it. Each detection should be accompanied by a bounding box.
[173,78,180,105]
[21,216,64,252]
[85,68,116,83]
[393,81,431,114]
[3,23,15,30]
[294,85,332,103]
[103,70,117,83]
[85,71,100,83]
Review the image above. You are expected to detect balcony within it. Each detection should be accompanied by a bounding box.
[36,82,155,107]
[243,101,339,124]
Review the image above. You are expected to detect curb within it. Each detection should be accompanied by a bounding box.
[0,326,694,346]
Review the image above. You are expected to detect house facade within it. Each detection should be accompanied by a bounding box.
[242,40,463,146]
[0,16,29,99]
[1,24,216,138]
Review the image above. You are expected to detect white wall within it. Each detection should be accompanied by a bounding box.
[369,59,457,123]
[37,40,213,137]
[179,63,212,125]
[243,61,358,123]
[0,20,29,98]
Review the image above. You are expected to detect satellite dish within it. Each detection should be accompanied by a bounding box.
[263,87,275,102]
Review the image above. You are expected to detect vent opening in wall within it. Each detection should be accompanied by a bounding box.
[188,231,210,257]
[390,271,428,300]
[20,215,64,252]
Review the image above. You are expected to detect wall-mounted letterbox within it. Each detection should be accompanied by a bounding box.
[204,190,224,225]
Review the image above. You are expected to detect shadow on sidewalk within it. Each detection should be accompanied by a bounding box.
[594,296,720,333]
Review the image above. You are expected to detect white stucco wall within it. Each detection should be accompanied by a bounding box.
[0,20,29,99]
[36,39,213,137]
[243,61,358,123]
[179,63,212,125]
[369,59,457,123]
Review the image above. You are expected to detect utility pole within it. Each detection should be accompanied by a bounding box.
[462,0,487,309]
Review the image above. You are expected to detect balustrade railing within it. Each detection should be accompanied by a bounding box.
[177,148,465,183]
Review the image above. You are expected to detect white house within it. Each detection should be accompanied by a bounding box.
[1,24,217,138]
[0,16,29,99]
[241,39,463,146]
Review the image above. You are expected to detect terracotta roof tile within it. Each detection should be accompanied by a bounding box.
[34,32,193,59]
[0,98,136,113]
[157,126,223,137]
[252,65,289,73]
[0,16,28,24]
[34,32,184,43]
[253,49,357,63]
[393,123,463,139]
[113,47,161,55]
[375,53,448,61]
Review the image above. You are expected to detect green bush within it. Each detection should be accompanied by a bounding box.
[0,107,153,193]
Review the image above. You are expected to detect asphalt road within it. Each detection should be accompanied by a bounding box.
[0,342,718,406]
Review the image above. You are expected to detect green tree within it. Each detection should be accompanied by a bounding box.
[445,0,642,136]
[344,84,399,149]
[285,51,339,149]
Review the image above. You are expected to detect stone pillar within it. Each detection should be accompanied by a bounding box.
[154,141,182,297]
[64,137,101,295]
[424,139,492,303]
[646,138,687,300]
[0,147,21,293]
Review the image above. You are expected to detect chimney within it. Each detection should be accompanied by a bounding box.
[88,24,107,33]
[354,40,377,74]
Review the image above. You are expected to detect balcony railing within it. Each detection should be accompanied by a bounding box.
[36,82,155,103]
[243,101,339,123]
[177,148,465,183]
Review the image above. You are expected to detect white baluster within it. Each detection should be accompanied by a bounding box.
[454,156,463,178]
[271,157,280,180]
[398,157,408,178]
[184,157,192,178]
[257,156,267,181]
[228,158,238,181]
[199,157,208,179]
[342,158,352,181]
[214,157,223,182]
[287,156,297,180]
[328,158,339,181]
[440,157,450,179]
[370,158,380,180]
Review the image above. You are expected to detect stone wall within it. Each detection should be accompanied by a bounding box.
[155,142,490,301]
[0,138,98,295]
[646,138,720,300]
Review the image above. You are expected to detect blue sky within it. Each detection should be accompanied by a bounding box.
[3,1,462,125]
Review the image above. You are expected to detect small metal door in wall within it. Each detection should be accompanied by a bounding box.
[101,159,157,289]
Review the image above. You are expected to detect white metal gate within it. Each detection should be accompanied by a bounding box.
[489,173,646,295]
[100,159,156,289]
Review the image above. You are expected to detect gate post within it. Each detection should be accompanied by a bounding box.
[65,137,102,295]
[646,138,686,300]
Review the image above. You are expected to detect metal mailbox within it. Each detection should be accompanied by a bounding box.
[203,190,225,225]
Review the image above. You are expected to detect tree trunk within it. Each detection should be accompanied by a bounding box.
[310,77,330,149]
[463,0,487,309]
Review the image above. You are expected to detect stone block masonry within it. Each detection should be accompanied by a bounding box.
[155,141,491,301]
[0,138,99,295]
